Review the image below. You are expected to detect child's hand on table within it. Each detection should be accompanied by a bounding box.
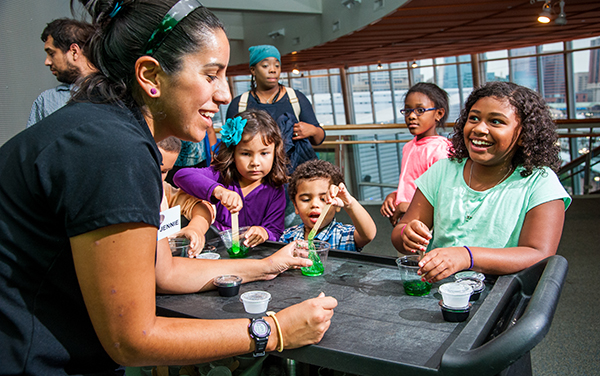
[418,247,472,283]
[244,226,268,247]
[213,186,243,213]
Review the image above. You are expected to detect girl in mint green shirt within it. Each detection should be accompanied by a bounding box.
[392,82,570,282]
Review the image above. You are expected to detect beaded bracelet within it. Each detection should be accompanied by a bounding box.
[463,245,474,270]
[266,311,284,352]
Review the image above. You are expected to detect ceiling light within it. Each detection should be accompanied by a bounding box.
[411,61,418,68]
[538,1,552,24]
[377,62,383,69]
[555,0,567,25]
[292,68,300,74]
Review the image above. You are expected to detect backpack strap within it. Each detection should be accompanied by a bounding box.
[238,91,249,113]
[285,87,301,121]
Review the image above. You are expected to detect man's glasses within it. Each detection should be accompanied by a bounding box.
[400,107,437,116]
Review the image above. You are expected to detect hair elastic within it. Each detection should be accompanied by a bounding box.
[463,245,474,270]
[400,224,407,237]
[266,311,284,352]
[108,2,122,18]
[144,0,204,55]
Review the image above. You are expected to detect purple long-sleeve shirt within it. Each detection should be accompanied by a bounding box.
[173,166,285,241]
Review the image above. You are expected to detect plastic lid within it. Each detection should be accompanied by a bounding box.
[214,275,242,287]
[196,252,220,259]
[439,300,472,312]
[439,282,473,296]
[454,271,485,282]
[240,290,271,303]
[456,277,485,293]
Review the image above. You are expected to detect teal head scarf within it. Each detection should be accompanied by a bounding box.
[249,45,281,67]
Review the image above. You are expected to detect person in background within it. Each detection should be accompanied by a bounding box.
[174,109,289,246]
[280,159,377,252]
[380,83,452,226]
[226,44,326,226]
[392,81,571,282]
[27,18,96,127]
[158,136,215,257]
[0,1,336,374]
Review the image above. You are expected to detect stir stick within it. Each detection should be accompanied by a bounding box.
[308,186,340,241]
[231,212,239,250]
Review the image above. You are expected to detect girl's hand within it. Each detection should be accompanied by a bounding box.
[418,246,471,283]
[401,220,432,254]
[274,292,337,350]
[244,226,268,247]
[213,186,243,213]
[260,242,312,280]
[170,228,205,258]
[380,192,397,219]
[389,202,409,226]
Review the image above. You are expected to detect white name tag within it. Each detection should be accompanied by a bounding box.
[158,205,181,240]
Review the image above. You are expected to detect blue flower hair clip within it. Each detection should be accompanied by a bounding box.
[221,116,247,147]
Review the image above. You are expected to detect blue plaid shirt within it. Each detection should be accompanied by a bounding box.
[27,83,73,127]
[279,220,361,252]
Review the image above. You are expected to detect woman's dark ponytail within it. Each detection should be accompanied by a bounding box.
[70,0,224,106]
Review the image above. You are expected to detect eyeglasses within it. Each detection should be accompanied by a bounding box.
[400,107,437,116]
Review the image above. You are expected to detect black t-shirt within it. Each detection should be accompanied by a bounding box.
[0,102,162,375]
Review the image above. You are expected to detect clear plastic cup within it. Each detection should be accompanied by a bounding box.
[168,237,190,257]
[219,226,250,258]
[293,240,331,276]
[240,291,271,314]
[439,282,473,309]
[396,255,431,296]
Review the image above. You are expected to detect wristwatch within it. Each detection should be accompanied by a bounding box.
[248,318,271,357]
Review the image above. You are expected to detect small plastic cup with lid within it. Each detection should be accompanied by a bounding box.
[196,252,221,259]
[456,277,485,301]
[213,275,242,297]
[439,282,473,309]
[240,291,271,314]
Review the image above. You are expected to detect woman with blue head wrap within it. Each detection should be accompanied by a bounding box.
[226,45,325,167]
[226,45,326,225]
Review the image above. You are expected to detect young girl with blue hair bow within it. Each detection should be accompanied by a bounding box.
[174,108,290,246]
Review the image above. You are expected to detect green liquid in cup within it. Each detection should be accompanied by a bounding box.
[301,255,325,276]
[403,280,432,296]
[227,244,249,258]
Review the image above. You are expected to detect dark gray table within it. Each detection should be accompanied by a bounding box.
[156,242,567,376]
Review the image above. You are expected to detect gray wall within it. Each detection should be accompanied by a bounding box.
[0,1,76,145]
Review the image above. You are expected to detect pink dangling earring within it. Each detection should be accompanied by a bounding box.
[150,88,157,95]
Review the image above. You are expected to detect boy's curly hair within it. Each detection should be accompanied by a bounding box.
[213,109,289,186]
[288,159,344,201]
[450,81,561,176]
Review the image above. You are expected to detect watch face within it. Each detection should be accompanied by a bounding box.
[253,321,269,337]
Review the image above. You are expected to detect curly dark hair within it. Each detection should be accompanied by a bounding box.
[288,159,344,202]
[405,82,449,128]
[450,81,561,176]
[212,109,289,187]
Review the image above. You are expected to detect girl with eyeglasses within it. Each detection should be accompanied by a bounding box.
[380,83,452,226]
